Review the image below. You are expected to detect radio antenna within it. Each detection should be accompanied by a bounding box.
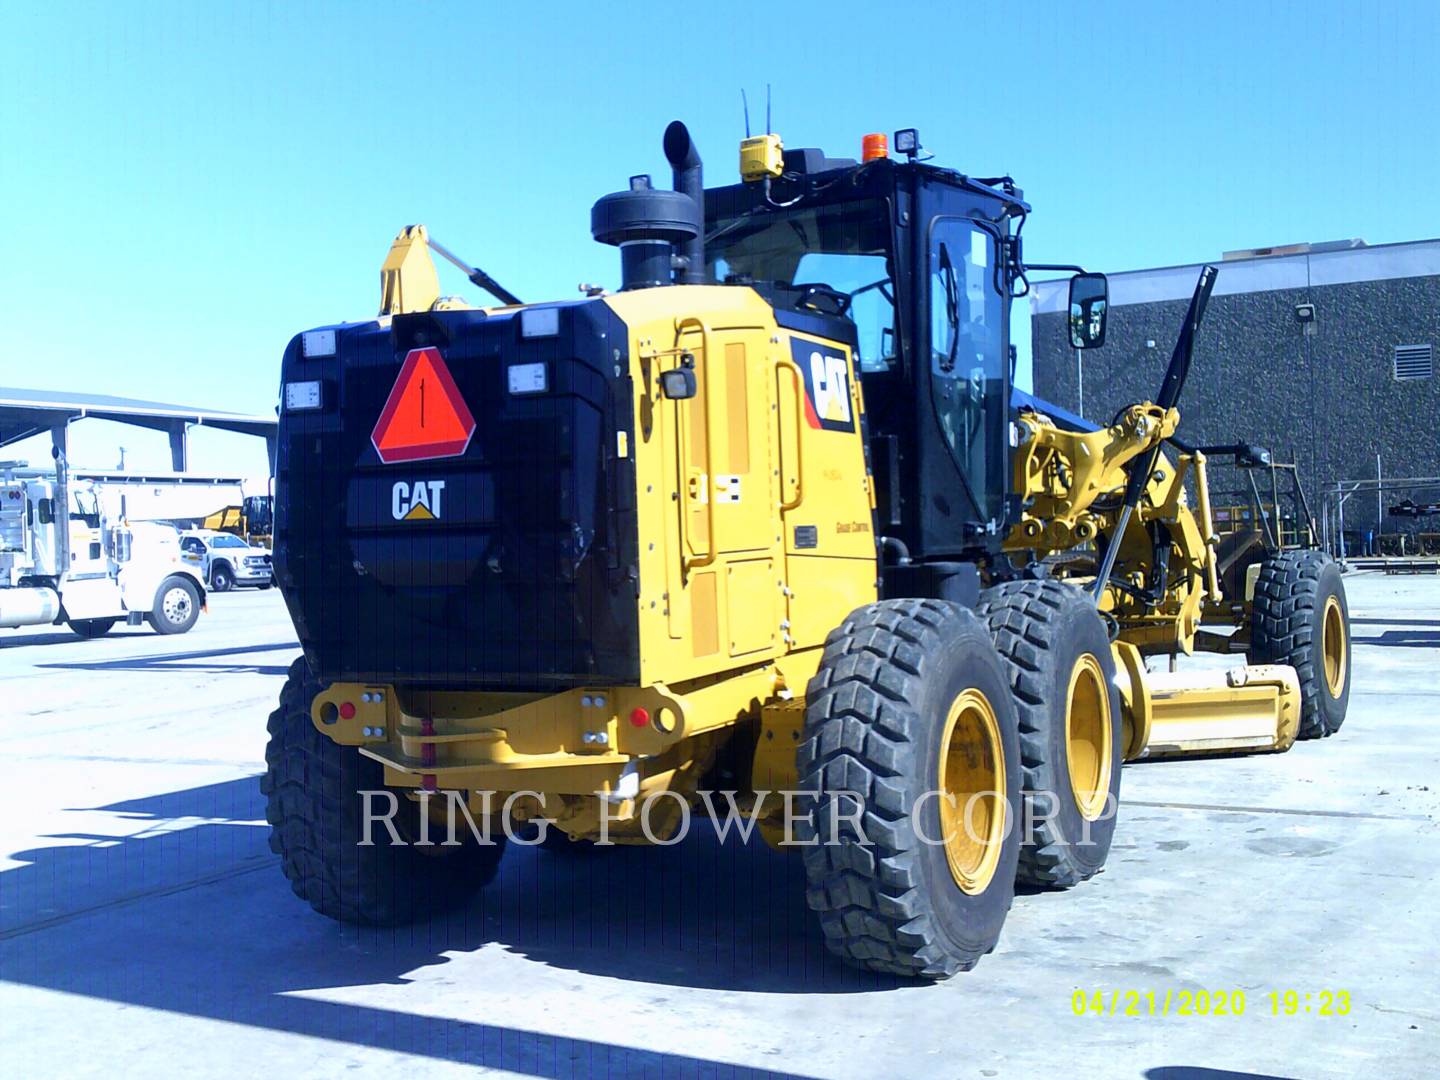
[766,83,772,134]
[741,89,751,138]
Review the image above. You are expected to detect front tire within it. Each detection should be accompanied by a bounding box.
[799,599,1022,979]
[149,576,201,635]
[1250,551,1350,738]
[210,563,235,592]
[261,658,505,924]
[977,580,1123,888]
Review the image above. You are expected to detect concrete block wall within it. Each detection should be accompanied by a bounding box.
[1031,245,1440,539]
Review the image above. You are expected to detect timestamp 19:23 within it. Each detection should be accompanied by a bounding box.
[1071,989,1353,1018]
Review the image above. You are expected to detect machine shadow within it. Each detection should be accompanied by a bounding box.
[0,628,154,648]
[37,640,300,674]
[1350,629,1440,648]
[1347,616,1440,626]
[1,777,900,1069]
[1145,1069,1300,1080]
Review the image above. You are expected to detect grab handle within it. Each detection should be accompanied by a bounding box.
[675,317,718,571]
[775,357,805,512]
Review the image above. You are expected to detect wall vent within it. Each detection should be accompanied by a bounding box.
[1394,344,1433,381]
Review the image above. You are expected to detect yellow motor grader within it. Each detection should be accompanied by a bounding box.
[263,122,1350,978]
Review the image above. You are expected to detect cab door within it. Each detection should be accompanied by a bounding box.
[67,489,109,577]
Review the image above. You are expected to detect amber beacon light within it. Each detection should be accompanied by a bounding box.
[861,132,889,161]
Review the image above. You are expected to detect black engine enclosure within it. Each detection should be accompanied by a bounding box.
[273,300,639,689]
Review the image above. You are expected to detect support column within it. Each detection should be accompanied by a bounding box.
[169,422,189,472]
[51,423,70,576]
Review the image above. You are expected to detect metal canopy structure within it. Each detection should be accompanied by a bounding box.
[0,387,276,472]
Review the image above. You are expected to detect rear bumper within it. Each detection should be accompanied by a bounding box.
[310,668,778,795]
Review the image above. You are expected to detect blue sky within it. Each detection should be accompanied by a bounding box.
[2,1,1436,475]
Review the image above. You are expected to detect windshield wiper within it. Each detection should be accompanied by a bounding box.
[938,242,961,373]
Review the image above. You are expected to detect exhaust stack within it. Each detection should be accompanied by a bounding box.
[663,121,705,284]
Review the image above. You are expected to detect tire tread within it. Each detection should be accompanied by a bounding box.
[799,599,1011,979]
[976,579,1119,888]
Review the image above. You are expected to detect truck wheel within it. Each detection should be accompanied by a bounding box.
[977,580,1122,888]
[69,617,119,639]
[150,576,201,635]
[210,563,235,592]
[261,657,505,924]
[798,599,1021,979]
[1250,550,1350,739]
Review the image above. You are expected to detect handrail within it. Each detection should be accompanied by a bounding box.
[674,317,718,571]
[775,356,805,512]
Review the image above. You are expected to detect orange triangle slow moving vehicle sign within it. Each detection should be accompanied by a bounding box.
[371,347,476,464]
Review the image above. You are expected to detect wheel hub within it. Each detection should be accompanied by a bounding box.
[162,588,192,624]
[937,688,1007,895]
[1322,594,1346,697]
[1065,653,1113,821]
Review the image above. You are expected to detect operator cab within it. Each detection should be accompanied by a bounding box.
[702,136,1035,581]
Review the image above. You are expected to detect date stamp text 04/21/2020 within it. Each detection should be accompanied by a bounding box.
[1072,990,1353,1018]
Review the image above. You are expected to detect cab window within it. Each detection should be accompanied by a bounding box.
[70,490,102,528]
[706,199,897,373]
[929,218,1005,523]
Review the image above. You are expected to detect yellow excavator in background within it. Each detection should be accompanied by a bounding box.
[262,121,1351,979]
[201,494,273,547]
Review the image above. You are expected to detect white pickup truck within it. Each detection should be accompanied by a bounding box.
[180,529,273,591]
[0,466,208,638]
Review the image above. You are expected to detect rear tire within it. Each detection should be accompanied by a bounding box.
[1249,550,1350,739]
[977,580,1123,888]
[69,617,118,638]
[261,657,505,924]
[149,576,201,635]
[799,599,1021,979]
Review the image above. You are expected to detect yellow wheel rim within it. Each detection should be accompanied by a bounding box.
[1065,653,1113,822]
[937,688,1007,895]
[1322,595,1347,697]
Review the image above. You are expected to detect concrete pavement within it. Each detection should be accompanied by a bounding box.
[0,575,1435,1078]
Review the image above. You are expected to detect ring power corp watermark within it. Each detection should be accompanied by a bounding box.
[392,479,445,521]
[357,786,1118,850]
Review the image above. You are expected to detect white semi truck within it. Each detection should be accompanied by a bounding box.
[0,462,207,638]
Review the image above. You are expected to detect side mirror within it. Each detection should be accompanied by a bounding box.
[659,365,697,400]
[1068,272,1108,349]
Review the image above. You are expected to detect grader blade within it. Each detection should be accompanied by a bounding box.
[1114,642,1301,760]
